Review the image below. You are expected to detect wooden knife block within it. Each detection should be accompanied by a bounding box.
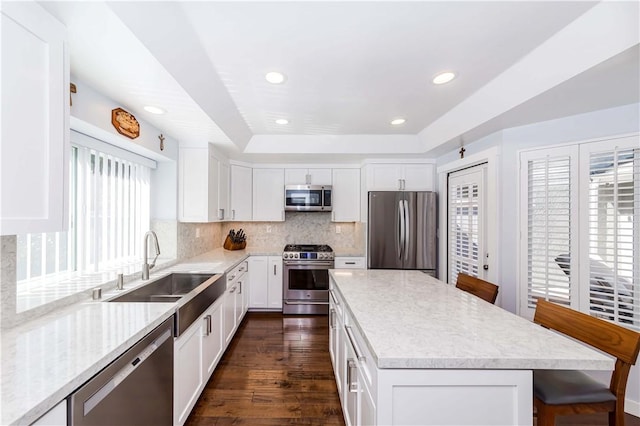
[223,235,246,251]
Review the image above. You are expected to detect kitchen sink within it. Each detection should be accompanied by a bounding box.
[108,272,225,336]
[109,273,215,302]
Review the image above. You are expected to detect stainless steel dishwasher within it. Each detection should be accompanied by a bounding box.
[69,316,174,425]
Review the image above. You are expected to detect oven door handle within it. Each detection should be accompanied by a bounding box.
[284,300,330,305]
[283,261,334,267]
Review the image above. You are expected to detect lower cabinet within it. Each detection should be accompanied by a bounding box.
[330,286,376,426]
[248,256,282,310]
[175,261,249,426]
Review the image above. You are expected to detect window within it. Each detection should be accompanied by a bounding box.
[520,135,639,331]
[16,133,152,309]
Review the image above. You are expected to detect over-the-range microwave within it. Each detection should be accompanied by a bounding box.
[284,185,332,212]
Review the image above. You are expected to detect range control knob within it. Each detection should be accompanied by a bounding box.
[283,253,289,259]
[294,253,299,259]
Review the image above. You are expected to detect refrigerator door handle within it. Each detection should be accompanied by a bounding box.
[398,200,405,260]
[403,199,410,259]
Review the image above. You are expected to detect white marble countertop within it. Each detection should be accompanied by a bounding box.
[0,246,278,426]
[330,269,615,370]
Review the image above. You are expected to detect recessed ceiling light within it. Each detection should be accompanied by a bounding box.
[390,118,406,126]
[143,105,165,114]
[265,71,286,84]
[432,71,456,85]
[275,119,289,125]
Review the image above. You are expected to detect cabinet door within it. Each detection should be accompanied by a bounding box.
[31,400,66,426]
[331,169,360,222]
[248,256,268,308]
[308,168,332,185]
[359,368,376,426]
[218,160,230,220]
[223,286,237,345]
[230,165,252,221]
[402,164,434,191]
[202,299,223,378]
[234,277,246,324]
[253,168,285,221]
[1,2,69,235]
[239,275,249,317]
[342,326,359,426]
[179,148,212,222]
[267,257,283,309]
[174,321,204,425]
[366,165,403,191]
[284,169,308,185]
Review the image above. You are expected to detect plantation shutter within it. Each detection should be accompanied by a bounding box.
[580,137,640,331]
[520,146,579,315]
[448,165,486,284]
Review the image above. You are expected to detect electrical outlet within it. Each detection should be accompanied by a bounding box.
[336,225,341,234]
[266,225,272,233]
[196,227,201,238]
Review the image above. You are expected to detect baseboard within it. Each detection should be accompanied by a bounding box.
[626,397,640,417]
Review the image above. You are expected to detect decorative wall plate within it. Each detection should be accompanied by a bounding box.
[111,107,140,139]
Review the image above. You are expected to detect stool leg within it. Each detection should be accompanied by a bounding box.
[534,400,556,426]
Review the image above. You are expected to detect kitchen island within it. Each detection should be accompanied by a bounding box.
[328,269,614,426]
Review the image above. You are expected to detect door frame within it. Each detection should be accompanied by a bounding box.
[437,147,500,287]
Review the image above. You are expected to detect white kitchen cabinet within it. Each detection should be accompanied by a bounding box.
[174,317,204,426]
[248,256,283,310]
[268,257,283,309]
[285,168,332,185]
[218,160,231,220]
[202,298,224,378]
[230,164,252,221]
[1,2,69,235]
[334,257,366,269]
[179,144,229,222]
[252,168,285,221]
[331,168,360,222]
[365,163,434,191]
[175,290,227,426]
[224,261,248,345]
[30,400,66,426]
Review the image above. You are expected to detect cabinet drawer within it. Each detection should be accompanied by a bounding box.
[334,257,365,269]
[227,260,248,287]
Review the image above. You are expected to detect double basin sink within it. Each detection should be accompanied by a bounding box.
[108,272,226,336]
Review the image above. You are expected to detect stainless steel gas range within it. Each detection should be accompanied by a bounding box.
[282,244,334,315]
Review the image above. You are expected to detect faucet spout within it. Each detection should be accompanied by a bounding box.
[142,231,161,280]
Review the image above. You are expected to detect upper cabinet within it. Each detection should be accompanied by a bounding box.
[178,144,229,222]
[285,168,332,185]
[230,164,252,221]
[365,163,435,191]
[1,2,69,235]
[252,168,285,222]
[331,168,360,222]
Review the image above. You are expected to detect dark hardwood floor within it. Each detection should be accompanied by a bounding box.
[185,313,345,425]
[185,312,640,426]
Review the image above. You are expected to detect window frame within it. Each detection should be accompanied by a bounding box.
[518,134,640,330]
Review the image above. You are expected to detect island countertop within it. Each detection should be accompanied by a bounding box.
[329,269,615,370]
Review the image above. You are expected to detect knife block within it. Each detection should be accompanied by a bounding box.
[223,235,246,251]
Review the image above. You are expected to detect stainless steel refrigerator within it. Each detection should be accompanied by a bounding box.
[367,191,437,275]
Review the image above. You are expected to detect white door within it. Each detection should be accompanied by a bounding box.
[447,165,488,284]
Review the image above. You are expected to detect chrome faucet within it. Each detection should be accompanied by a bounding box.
[142,231,161,280]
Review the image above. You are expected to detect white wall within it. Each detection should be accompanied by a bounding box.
[437,102,640,415]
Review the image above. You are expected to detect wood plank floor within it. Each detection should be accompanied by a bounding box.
[185,313,345,425]
[185,312,640,426]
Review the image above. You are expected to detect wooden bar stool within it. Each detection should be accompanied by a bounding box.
[533,299,640,426]
[455,272,499,304]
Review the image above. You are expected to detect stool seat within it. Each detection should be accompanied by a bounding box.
[534,370,616,405]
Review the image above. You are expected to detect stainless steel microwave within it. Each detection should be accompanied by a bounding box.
[285,185,332,212]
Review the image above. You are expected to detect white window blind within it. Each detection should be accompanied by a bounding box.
[17,143,151,283]
[521,146,579,312]
[581,141,639,330]
[448,166,485,284]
